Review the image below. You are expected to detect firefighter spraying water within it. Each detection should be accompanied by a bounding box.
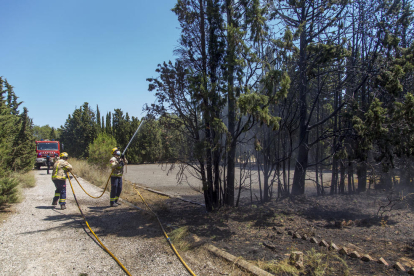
[109,119,146,207]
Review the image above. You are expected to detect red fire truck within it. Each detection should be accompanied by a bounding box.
[35,140,62,169]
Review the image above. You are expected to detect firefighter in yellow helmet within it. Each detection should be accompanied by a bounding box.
[51,152,73,210]
[109,147,127,207]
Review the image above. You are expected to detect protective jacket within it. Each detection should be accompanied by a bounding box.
[52,159,73,180]
[110,156,128,177]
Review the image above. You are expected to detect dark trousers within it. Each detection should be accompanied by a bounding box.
[53,179,66,205]
[110,177,122,203]
[46,160,50,174]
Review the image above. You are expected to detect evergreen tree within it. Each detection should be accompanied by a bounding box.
[10,107,36,171]
[49,127,57,141]
[88,132,117,169]
[5,80,22,116]
[96,105,101,133]
[105,112,112,135]
[112,108,129,151]
[59,102,98,158]
[134,119,163,163]
[0,78,35,176]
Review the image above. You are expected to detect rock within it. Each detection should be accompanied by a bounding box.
[346,243,363,252]
[263,241,276,250]
[329,243,339,251]
[310,237,318,244]
[349,251,361,259]
[293,233,301,239]
[301,234,308,240]
[361,254,374,262]
[339,247,349,256]
[394,262,405,272]
[294,261,304,269]
[319,240,329,247]
[335,220,345,229]
[377,257,389,266]
[289,251,303,266]
[287,230,293,236]
[398,257,414,268]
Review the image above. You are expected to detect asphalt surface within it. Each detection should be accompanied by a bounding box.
[123,164,326,204]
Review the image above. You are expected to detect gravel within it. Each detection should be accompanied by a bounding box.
[0,169,219,276]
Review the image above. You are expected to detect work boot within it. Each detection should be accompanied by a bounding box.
[52,199,58,205]
[61,204,66,210]
[110,202,117,207]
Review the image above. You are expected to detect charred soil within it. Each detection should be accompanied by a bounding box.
[123,183,414,275]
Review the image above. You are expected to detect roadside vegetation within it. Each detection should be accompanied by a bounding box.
[257,248,349,276]
[0,77,35,209]
[69,158,111,191]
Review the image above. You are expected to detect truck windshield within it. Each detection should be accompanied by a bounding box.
[37,143,58,150]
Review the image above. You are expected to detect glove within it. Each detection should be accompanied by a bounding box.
[121,154,125,159]
[120,161,124,167]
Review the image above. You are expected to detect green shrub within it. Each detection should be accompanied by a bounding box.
[0,177,19,208]
[88,132,117,169]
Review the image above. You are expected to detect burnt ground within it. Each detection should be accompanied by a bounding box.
[122,182,414,275]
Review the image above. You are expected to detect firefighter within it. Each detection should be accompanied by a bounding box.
[46,153,51,174]
[53,153,59,162]
[51,152,73,210]
[109,147,127,207]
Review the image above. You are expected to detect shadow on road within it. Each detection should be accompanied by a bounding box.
[35,206,56,209]
[27,204,165,241]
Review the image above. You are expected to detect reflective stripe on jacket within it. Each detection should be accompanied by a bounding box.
[52,159,73,180]
[110,156,127,177]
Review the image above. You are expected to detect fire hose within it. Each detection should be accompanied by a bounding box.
[68,118,197,276]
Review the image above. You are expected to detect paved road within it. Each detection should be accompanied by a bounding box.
[0,170,226,276]
[123,164,326,205]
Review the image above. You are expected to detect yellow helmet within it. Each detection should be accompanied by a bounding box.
[60,152,68,159]
[112,147,119,155]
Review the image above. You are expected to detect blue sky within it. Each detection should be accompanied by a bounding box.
[0,0,180,128]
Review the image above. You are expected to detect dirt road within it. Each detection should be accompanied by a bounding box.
[0,170,227,276]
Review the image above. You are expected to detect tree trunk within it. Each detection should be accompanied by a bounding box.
[348,159,353,194]
[339,160,346,194]
[292,17,309,196]
[225,0,235,206]
[357,161,367,192]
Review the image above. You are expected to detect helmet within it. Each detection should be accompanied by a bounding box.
[112,147,119,155]
[60,152,68,159]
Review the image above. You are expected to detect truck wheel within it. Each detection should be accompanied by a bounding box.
[36,164,41,170]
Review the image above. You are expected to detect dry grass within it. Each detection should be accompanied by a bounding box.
[169,226,191,251]
[68,159,169,210]
[69,158,112,191]
[257,258,299,275]
[14,171,36,189]
[256,248,349,276]
[303,248,349,276]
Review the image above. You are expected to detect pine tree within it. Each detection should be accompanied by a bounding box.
[59,102,98,158]
[105,112,112,135]
[96,105,101,133]
[10,107,36,171]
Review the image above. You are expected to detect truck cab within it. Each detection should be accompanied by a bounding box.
[35,140,61,170]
